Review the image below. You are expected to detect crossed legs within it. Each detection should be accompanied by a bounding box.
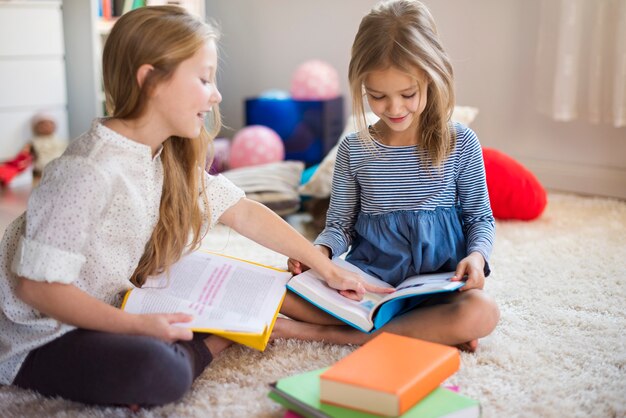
[275,289,500,352]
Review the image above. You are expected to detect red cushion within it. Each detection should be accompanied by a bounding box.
[482,147,547,221]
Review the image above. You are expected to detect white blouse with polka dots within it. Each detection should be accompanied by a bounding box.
[0,119,244,384]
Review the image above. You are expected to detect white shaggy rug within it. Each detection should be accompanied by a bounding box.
[0,192,624,417]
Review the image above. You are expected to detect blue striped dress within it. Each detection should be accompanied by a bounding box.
[314,122,495,286]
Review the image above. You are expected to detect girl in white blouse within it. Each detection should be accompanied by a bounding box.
[0,6,389,408]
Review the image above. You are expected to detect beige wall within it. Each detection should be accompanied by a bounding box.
[206,0,626,199]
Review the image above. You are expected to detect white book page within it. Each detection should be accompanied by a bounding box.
[387,280,463,301]
[123,290,264,333]
[396,271,456,290]
[382,271,460,301]
[137,251,291,327]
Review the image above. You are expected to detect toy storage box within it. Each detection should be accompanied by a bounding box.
[245,96,344,166]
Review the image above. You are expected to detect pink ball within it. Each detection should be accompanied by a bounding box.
[229,125,285,169]
[290,60,340,100]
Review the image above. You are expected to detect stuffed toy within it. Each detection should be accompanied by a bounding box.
[30,112,67,176]
[482,147,547,221]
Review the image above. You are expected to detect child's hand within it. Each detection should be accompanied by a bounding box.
[324,266,395,301]
[136,313,194,342]
[288,244,393,301]
[451,252,486,291]
[288,245,330,274]
[287,257,310,275]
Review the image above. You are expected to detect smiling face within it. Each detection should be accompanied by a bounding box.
[151,39,222,140]
[364,66,428,143]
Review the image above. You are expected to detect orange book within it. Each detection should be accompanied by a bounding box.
[320,333,460,417]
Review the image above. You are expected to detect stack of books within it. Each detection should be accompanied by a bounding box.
[268,333,480,417]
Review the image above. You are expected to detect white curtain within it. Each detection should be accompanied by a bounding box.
[535,0,626,128]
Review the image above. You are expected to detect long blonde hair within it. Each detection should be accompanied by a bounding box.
[102,6,221,286]
[349,0,455,166]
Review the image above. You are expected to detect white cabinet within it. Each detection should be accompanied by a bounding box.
[0,0,69,160]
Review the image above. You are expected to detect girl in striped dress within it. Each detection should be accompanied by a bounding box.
[277,0,499,352]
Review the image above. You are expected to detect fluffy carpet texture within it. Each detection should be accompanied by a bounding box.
[0,192,624,417]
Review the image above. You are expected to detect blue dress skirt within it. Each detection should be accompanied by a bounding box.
[346,206,488,288]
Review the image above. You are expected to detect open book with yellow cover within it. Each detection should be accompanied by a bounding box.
[121,250,291,351]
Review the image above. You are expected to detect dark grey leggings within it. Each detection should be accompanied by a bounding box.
[12,329,213,407]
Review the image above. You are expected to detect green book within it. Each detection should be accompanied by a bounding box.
[268,368,480,418]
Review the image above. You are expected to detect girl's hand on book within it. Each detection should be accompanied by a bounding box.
[326,267,395,301]
[452,252,485,291]
[136,313,194,343]
[287,257,310,275]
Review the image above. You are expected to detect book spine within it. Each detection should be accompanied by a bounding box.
[102,0,113,20]
[399,350,460,414]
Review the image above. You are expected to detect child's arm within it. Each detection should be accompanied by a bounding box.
[455,126,495,288]
[313,138,360,258]
[456,129,495,259]
[287,244,330,274]
[16,277,193,342]
[218,198,393,301]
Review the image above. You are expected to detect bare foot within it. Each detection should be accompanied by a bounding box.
[270,317,309,341]
[456,339,478,353]
[128,404,140,413]
[203,335,233,358]
[270,317,369,345]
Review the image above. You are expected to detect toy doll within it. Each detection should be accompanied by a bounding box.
[30,112,66,176]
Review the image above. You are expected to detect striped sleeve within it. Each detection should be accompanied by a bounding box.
[455,126,495,262]
[314,138,360,257]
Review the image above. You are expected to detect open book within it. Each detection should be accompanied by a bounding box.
[121,250,291,351]
[287,258,464,333]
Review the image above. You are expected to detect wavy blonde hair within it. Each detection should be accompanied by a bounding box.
[102,6,221,286]
[349,0,455,166]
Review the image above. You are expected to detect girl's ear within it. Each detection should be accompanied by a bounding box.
[136,64,154,89]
